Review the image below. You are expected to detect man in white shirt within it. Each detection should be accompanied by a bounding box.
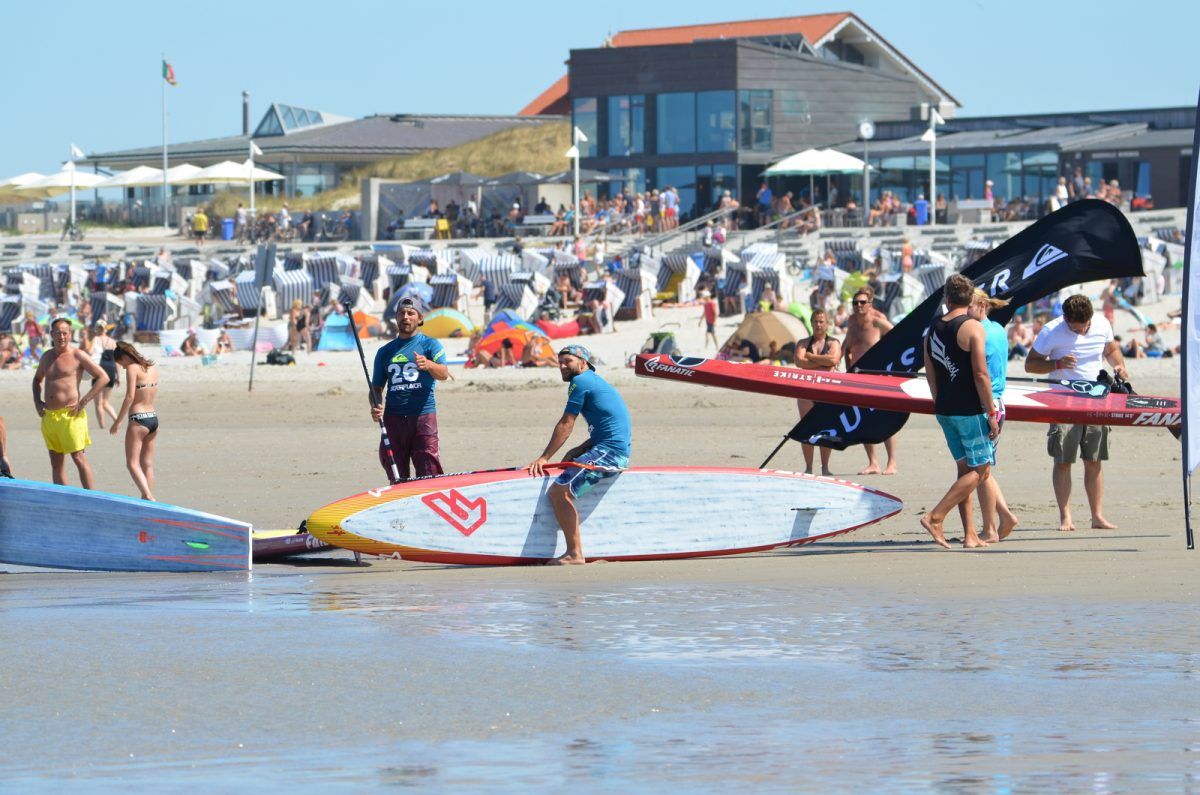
[234,203,248,244]
[1025,294,1128,532]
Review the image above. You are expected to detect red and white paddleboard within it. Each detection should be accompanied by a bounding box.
[305,466,902,565]
[636,354,1182,428]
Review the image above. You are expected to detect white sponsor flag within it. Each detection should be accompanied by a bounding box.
[1181,88,1200,548]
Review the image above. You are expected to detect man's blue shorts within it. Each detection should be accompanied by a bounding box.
[935,413,994,468]
[554,446,629,498]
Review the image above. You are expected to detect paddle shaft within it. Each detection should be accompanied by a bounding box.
[344,305,402,484]
[852,367,1094,387]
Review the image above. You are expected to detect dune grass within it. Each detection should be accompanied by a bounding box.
[209,120,569,218]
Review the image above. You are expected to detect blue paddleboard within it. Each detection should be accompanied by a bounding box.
[0,479,251,572]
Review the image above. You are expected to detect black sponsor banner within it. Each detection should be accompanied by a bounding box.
[789,199,1144,449]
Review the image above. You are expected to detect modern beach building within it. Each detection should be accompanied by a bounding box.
[520,13,1195,216]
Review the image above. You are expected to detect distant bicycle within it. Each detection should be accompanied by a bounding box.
[60,220,85,242]
[317,212,352,242]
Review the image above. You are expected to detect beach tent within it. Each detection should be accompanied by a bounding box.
[483,310,538,338]
[316,312,356,351]
[351,311,382,338]
[467,327,552,367]
[423,308,474,338]
[722,310,809,361]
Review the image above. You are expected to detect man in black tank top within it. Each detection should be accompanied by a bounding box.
[920,273,999,549]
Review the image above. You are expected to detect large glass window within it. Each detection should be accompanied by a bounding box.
[657,166,696,219]
[696,91,736,152]
[607,95,645,157]
[696,164,737,211]
[608,167,645,196]
[739,90,772,151]
[572,97,598,158]
[1135,162,1151,197]
[657,93,696,154]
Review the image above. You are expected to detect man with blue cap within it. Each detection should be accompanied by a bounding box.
[527,344,631,564]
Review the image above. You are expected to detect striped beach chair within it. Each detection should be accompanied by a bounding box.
[478,255,520,289]
[915,264,947,300]
[90,291,125,326]
[282,251,304,271]
[274,269,313,316]
[612,266,650,320]
[358,254,382,294]
[0,294,20,333]
[745,251,787,309]
[206,258,231,282]
[655,253,699,303]
[304,254,341,292]
[428,273,470,312]
[387,262,413,294]
[580,280,626,332]
[338,276,366,310]
[554,259,586,292]
[235,270,264,312]
[455,247,492,283]
[135,294,169,332]
[206,279,238,316]
[129,265,153,291]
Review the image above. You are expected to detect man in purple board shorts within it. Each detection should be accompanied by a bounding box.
[527,345,631,565]
[370,298,449,481]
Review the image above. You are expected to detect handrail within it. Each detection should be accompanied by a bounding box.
[623,206,729,258]
[729,204,822,251]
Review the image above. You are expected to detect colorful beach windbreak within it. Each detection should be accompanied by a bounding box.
[1180,88,1199,549]
[788,199,1143,450]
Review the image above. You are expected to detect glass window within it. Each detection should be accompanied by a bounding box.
[695,164,736,210]
[606,95,646,157]
[608,167,645,196]
[1135,162,1151,196]
[696,91,736,152]
[656,166,696,219]
[657,93,696,154]
[738,90,772,151]
[572,97,598,158]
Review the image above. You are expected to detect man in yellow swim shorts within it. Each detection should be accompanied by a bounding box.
[32,318,109,488]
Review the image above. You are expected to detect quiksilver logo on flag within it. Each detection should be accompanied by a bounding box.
[1023,243,1068,278]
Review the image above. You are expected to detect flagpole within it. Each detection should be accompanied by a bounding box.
[162,53,169,231]
[248,140,255,224]
[69,145,76,230]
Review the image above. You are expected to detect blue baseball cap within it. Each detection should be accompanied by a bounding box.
[558,344,595,370]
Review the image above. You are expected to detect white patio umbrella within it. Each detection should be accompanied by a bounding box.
[763,149,871,206]
[95,165,165,189]
[174,160,283,185]
[0,172,45,203]
[12,163,106,199]
[165,163,203,184]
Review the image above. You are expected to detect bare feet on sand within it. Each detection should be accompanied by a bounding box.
[882,464,897,476]
[1058,516,1076,532]
[980,531,1000,544]
[920,514,951,549]
[547,554,587,565]
[820,468,833,477]
[858,465,882,475]
[1091,516,1118,530]
[963,535,988,549]
[998,513,1019,540]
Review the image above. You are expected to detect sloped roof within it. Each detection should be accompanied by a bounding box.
[84,114,563,169]
[520,12,958,116]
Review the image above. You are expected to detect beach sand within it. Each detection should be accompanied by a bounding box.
[1,301,1197,787]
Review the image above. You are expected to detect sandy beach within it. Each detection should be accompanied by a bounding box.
[1,300,1198,788]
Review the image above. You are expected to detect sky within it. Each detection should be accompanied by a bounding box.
[1,0,1197,179]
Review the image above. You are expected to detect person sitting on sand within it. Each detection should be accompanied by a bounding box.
[0,333,22,370]
[526,345,631,565]
[474,337,517,368]
[521,334,558,368]
[921,274,998,550]
[180,329,205,357]
[214,329,234,355]
[109,341,159,501]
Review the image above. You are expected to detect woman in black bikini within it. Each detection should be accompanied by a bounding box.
[90,323,120,428]
[109,341,159,501]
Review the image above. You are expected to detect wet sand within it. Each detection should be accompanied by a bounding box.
[1,308,1198,788]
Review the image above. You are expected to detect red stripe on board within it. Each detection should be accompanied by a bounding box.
[147,518,249,541]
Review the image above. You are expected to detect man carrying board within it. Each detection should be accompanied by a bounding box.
[370,298,449,481]
[1024,293,1126,532]
[527,345,631,565]
[32,317,109,488]
[843,287,898,475]
[921,274,999,549]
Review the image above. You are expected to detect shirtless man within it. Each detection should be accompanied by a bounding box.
[842,288,897,474]
[32,318,109,488]
[793,308,841,475]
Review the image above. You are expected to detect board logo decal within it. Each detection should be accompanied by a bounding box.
[422,489,488,536]
[1023,243,1068,278]
[1132,412,1181,426]
[642,355,701,377]
[1126,396,1177,410]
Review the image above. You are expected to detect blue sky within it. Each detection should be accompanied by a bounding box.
[1,0,1196,179]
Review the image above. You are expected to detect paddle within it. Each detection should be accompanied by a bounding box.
[852,367,1113,395]
[343,300,403,484]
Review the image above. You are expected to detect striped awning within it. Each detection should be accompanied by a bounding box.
[273,269,313,316]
